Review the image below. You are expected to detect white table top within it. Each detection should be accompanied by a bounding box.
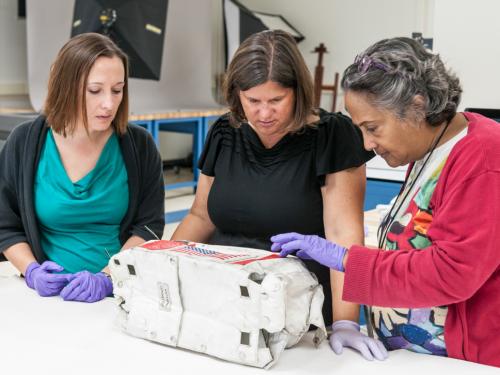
[0,263,497,375]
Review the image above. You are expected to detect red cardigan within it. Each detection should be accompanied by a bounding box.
[343,113,500,367]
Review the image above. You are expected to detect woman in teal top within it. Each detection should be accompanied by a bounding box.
[0,33,164,303]
[35,130,129,274]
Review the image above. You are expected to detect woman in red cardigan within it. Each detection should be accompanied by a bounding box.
[271,37,500,368]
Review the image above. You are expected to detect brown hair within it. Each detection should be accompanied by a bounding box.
[44,32,129,136]
[223,30,315,132]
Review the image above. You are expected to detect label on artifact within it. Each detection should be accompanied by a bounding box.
[158,282,171,311]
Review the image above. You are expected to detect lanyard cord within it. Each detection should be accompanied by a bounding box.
[377,120,451,250]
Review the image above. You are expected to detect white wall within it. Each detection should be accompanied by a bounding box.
[433,0,500,110]
[4,1,498,111]
[240,0,433,111]
[0,0,28,94]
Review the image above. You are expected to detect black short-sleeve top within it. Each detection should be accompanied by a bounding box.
[199,109,373,248]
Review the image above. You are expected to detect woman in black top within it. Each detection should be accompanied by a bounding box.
[172,30,384,360]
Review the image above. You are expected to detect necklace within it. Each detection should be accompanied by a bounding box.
[376,120,452,249]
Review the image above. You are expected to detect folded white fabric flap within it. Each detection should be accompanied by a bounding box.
[258,273,286,332]
[109,240,326,368]
[110,249,183,346]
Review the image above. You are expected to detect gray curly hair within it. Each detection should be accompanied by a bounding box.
[341,37,462,126]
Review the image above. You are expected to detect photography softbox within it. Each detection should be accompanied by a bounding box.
[223,0,304,64]
[71,0,168,80]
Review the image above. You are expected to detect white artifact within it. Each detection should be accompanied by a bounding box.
[109,240,326,368]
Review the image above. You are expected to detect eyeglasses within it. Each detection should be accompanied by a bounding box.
[354,54,391,74]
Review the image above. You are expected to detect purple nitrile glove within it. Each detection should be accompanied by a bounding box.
[270,232,347,272]
[25,261,73,297]
[330,320,388,361]
[60,271,113,303]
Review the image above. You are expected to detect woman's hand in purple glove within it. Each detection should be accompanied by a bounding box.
[60,271,113,303]
[24,261,73,297]
[270,232,347,272]
[330,320,388,361]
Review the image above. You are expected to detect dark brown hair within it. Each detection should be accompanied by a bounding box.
[44,32,129,136]
[223,30,315,132]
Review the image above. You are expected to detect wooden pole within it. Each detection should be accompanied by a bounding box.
[312,43,339,112]
[313,43,327,108]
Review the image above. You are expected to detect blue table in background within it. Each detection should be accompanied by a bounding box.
[364,178,402,210]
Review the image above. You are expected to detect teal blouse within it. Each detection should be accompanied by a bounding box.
[34,129,129,273]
